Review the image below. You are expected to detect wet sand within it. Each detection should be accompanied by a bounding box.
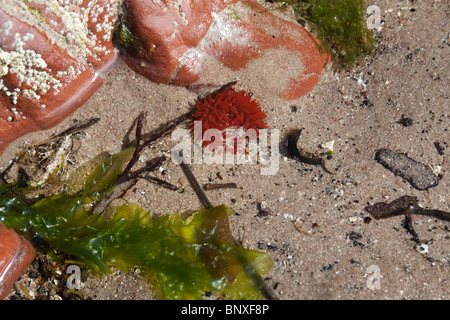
[1,0,448,299]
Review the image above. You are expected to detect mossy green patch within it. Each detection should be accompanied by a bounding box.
[113,19,142,55]
[271,0,375,69]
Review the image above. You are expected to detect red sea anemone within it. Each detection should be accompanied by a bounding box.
[191,87,268,153]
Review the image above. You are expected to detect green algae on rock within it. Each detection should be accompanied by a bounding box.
[0,147,273,300]
[270,0,375,69]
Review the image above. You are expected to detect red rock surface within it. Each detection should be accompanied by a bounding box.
[0,1,120,155]
[0,223,35,300]
[122,0,240,85]
[24,0,120,74]
[0,10,103,153]
[122,0,329,100]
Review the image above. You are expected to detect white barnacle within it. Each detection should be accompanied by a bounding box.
[44,0,96,57]
[67,65,76,76]
[0,65,9,77]
[1,31,61,106]
[3,21,13,36]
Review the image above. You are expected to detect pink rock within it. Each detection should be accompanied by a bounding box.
[122,0,239,85]
[0,223,35,300]
[0,10,103,153]
[24,0,120,74]
[0,143,7,155]
[122,0,329,100]
[0,1,121,155]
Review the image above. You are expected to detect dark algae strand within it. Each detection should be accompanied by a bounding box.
[365,196,450,222]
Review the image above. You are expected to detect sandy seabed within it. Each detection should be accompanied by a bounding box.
[1,0,448,300]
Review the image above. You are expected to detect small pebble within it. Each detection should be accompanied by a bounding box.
[375,149,439,190]
[416,243,429,255]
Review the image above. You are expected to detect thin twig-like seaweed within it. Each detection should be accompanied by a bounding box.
[117,111,192,187]
[47,118,100,143]
[365,196,450,242]
[365,196,450,222]
[203,183,238,191]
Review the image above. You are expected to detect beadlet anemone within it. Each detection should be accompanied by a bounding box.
[191,88,268,153]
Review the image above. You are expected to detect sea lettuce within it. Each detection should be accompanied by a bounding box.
[0,147,272,299]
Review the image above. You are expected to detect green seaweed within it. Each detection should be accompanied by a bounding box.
[113,19,142,55]
[270,0,375,69]
[227,8,241,20]
[22,0,46,23]
[0,147,272,300]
